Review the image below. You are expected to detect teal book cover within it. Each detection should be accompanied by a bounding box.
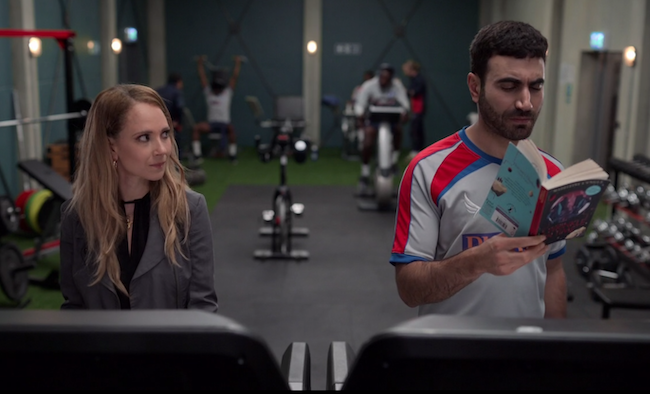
[479,142,543,238]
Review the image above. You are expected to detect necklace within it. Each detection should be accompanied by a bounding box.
[124,199,136,230]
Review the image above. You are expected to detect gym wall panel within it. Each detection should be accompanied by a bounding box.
[165,0,304,149]
[321,0,480,149]
[116,0,149,86]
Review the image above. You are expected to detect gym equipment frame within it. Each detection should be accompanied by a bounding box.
[248,96,310,261]
[331,314,650,390]
[0,309,311,390]
[0,28,82,179]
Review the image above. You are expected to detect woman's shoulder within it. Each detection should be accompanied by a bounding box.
[60,198,80,227]
[61,199,76,216]
[184,188,207,207]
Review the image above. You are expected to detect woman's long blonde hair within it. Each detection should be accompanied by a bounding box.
[68,84,189,295]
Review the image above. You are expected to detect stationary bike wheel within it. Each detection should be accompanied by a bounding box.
[273,191,292,254]
[375,170,394,209]
[375,121,394,209]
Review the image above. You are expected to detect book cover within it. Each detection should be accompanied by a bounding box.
[479,142,610,244]
[479,142,542,238]
[533,178,609,244]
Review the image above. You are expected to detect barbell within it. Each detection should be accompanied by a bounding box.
[0,110,87,129]
[0,98,91,129]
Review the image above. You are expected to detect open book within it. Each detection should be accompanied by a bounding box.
[479,139,610,244]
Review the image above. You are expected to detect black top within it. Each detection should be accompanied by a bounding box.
[117,193,151,309]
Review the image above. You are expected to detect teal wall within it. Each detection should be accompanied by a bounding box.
[165,0,305,148]
[165,0,478,150]
[0,0,479,198]
[321,0,479,148]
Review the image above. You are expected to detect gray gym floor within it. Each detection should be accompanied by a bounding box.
[211,185,650,390]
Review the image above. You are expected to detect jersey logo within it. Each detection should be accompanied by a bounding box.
[462,231,528,252]
[464,193,481,214]
[462,232,500,250]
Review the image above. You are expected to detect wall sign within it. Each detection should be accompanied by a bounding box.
[334,43,362,55]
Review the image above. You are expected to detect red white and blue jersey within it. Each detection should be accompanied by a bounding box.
[391,127,566,317]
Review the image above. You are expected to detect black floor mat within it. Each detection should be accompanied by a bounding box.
[211,184,416,390]
[210,185,650,389]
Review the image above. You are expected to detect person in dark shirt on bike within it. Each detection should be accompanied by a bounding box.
[155,73,185,157]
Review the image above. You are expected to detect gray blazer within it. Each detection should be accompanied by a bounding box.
[59,189,218,312]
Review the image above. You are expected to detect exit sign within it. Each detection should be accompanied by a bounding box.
[590,32,605,50]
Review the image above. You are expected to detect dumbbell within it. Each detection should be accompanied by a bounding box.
[626,191,642,211]
[586,230,600,244]
[636,248,650,264]
[624,238,637,252]
[593,218,610,236]
[617,186,630,205]
[634,185,647,206]
[574,243,619,279]
[613,231,626,244]
[642,189,650,210]
[603,184,618,202]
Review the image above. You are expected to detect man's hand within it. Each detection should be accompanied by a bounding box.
[475,233,548,276]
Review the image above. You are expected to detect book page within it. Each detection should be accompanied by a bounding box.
[543,158,609,190]
[515,139,547,180]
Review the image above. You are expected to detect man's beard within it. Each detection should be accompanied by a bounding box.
[478,89,538,141]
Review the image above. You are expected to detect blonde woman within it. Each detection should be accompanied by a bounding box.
[59,84,218,311]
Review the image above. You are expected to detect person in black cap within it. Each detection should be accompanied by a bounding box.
[353,62,410,196]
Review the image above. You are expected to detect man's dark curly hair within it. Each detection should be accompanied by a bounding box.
[470,20,548,83]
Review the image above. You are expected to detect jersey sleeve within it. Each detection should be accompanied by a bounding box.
[391,161,440,265]
[548,239,566,260]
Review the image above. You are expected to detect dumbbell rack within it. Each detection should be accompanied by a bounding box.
[588,154,650,284]
[573,155,650,318]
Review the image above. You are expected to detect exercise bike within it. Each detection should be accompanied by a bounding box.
[250,99,310,261]
[357,105,403,212]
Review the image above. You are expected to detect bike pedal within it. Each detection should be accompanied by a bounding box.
[262,210,274,222]
[291,203,305,216]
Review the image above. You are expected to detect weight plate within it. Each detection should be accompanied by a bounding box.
[0,242,30,302]
[37,195,58,236]
[26,190,53,234]
[0,195,19,236]
[15,189,36,233]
